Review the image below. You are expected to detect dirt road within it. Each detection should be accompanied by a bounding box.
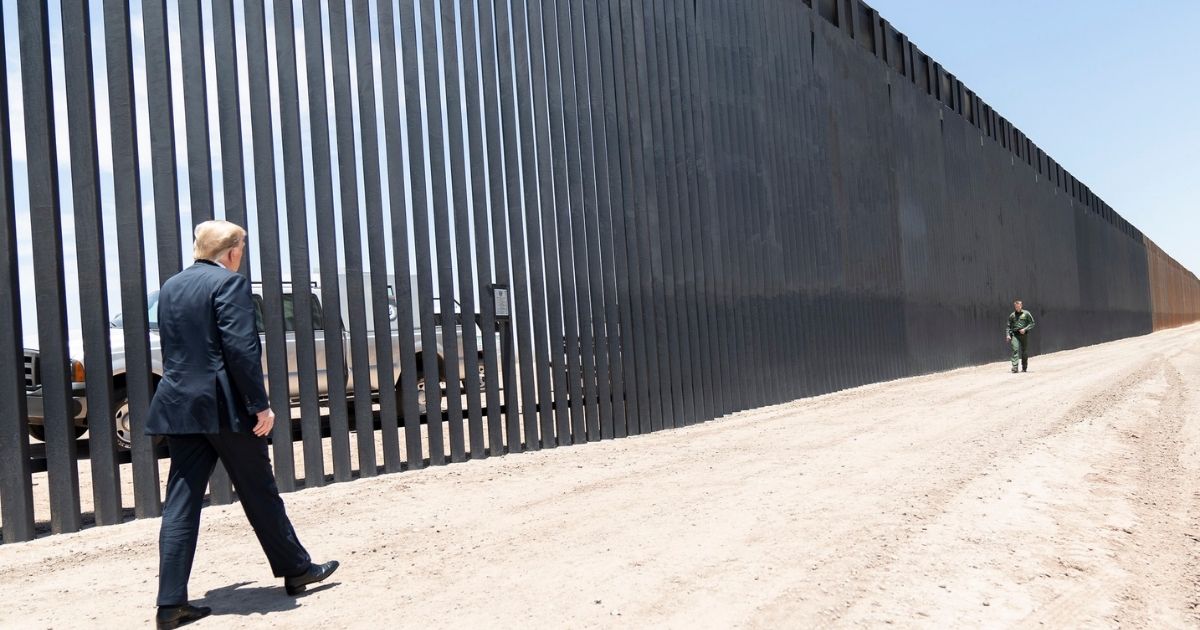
[2,324,1199,628]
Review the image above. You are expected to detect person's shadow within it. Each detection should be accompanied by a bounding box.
[193,581,340,619]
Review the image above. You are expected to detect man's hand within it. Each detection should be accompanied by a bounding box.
[1006,335,1011,342]
[253,408,275,437]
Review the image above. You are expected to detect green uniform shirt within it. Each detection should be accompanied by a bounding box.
[1006,309,1035,336]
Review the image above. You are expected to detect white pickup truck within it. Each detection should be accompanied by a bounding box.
[22,280,484,449]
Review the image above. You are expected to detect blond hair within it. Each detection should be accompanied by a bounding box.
[193,220,246,262]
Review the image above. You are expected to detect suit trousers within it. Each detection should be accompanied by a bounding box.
[157,432,311,606]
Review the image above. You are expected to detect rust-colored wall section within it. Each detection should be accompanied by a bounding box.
[1144,238,1200,331]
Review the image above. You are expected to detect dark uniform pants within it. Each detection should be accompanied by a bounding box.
[157,432,311,606]
[1010,334,1029,371]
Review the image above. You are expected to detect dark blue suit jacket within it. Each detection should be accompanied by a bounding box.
[146,260,270,435]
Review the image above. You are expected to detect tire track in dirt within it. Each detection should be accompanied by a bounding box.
[794,334,1200,626]
[1109,350,1200,627]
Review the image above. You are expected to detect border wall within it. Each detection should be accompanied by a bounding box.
[2,0,1198,542]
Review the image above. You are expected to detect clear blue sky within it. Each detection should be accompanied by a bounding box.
[868,0,1200,276]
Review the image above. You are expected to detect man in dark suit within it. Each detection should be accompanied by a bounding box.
[148,221,338,629]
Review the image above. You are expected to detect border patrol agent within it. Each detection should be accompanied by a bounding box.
[1005,299,1036,373]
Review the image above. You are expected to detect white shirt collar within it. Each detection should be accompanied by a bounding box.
[215,260,227,270]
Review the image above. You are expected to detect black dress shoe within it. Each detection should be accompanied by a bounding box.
[156,604,211,629]
[284,560,340,596]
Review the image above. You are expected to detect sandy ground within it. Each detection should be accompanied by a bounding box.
[2,324,1199,629]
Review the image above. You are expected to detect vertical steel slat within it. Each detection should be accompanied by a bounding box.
[19,0,81,533]
[421,0,466,463]
[656,0,692,427]
[540,0,582,446]
[301,0,354,482]
[863,36,885,390]
[820,17,845,394]
[570,0,612,440]
[672,0,713,423]
[465,0,499,451]
[885,33,908,385]
[517,0,556,448]
[671,0,704,422]
[102,0,162,518]
[654,0,684,425]
[639,0,666,427]
[804,11,830,394]
[525,0,568,448]
[700,0,724,415]
[476,0,517,451]
[845,21,870,391]
[438,0,485,458]
[859,8,888,384]
[351,0,403,473]
[691,0,730,418]
[559,0,600,444]
[778,0,808,401]
[779,0,804,398]
[610,0,644,433]
[544,0,582,444]
[773,0,795,399]
[784,0,813,400]
[751,1,782,407]
[715,0,739,412]
[398,0,445,466]
[60,0,121,525]
[662,0,700,422]
[599,0,639,438]
[632,0,672,432]
[657,0,697,425]
[758,0,793,403]
[696,0,720,408]
[178,0,214,224]
[777,0,803,402]
[495,0,545,450]
[0,0,35,542]
[582,0,624,439]
[729,1,758,408]
[244,0,296,490]
[796,2,825,396]
[618,0,656,434]
[272,0,326,487]
[824,19,854,392]
[724,0,754,412]
[142,0,183,279]
[209,0,246,227]
[705,0,732,411]
[460,0,504,456]
[642,0,677,426]
[746,0,771,405]
[769,0,792,401]
[768,0,796,400]
[728,0,751,410]
[375,0,424,470]
[728,0,752,409]
[707,0,738,411]
[738,2,767,407]
[326,0,379,477]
